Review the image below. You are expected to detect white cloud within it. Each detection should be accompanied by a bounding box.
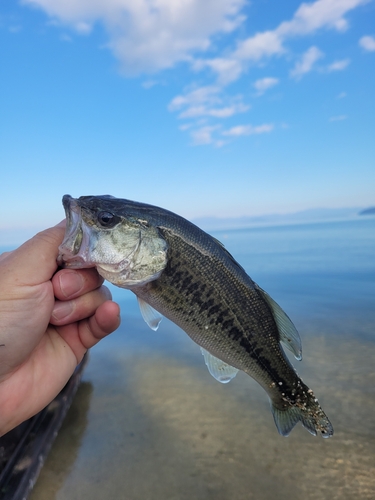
[192,57,244,85]
[179,102,249,119]
[234,30,285,61]
[168,86,221,111]
[359,35,375,51]
[203,0,369,82]
[190,125,221,145]
[22,0,370,146]
[253,77,279,94]
[290,46,324,78]
[189,122,273,145]
[142,80,158,89]
[326,58,350,71]
[337,91,347,98]
[276,0,367,37]
[169,85,248,120]
[179,123,193,131]
[23,0,246,74]
[222,123,274,136]
[75,21,91,34]
[24,0,368,79]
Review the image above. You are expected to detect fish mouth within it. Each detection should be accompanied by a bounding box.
[57,195,95,269]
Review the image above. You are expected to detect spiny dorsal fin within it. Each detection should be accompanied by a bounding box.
[256,286,302,360]
[200,348,239,383]
[137,297,163,331]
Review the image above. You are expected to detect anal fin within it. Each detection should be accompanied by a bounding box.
[200,348,239,383]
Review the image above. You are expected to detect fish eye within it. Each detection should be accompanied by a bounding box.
[97,211,120,228]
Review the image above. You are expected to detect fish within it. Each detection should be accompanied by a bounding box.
[57,194,333,438]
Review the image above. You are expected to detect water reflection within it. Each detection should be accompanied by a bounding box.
[29,382,93,500]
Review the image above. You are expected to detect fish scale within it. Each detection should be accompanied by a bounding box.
[57,194,334,438]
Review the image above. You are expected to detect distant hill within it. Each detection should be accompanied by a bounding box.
[193,207,364,231]
[359,207,375,216]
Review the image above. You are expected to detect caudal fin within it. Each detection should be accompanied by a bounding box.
[271,399,334,438]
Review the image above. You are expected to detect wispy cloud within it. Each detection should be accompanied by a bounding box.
[74,21,91,35]
[192,57,244,85]
[23,0,368,78]
[188,121,274,146]
[326,58,350,71]
[359,35,375,51]
[168,86,222,111]
[233,30,285,63]
[142,80,159,89]
[169,85,249,121]
[22,0,369,145]
[196,0,368,83]
[253,77,279,95]
[290,46,324,79]
[222,123,274,136]
[337,91,347,99]
[190,125,222,146]
[179,102,249,119]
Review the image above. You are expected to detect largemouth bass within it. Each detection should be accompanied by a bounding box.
[57,194,333,438]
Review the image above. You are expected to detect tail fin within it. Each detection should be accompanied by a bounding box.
[271,399,334,438]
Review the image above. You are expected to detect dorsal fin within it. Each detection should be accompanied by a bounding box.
[256,286,302,360]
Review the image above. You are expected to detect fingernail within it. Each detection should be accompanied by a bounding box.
[102,285,112,300]
[59,271,84,298]
[52,301,73,321]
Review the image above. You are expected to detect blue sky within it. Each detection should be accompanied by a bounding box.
[1,0,374,244]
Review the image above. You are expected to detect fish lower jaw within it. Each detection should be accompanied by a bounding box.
[95,262,131,286]
[58,255,96,269]
[96,265,163,289]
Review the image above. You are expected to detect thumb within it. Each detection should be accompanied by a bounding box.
[1,221,66,287]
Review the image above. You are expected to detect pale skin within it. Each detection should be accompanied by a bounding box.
[0,221,120,436]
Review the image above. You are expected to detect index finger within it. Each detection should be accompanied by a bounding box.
[52,268,105,301]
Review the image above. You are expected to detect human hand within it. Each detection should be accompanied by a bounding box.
[0,222,120,436]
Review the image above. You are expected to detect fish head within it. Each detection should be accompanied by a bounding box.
[57,194,168,288]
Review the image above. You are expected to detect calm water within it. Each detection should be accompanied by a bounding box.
[3,217,375,499]
[107,216,375,342]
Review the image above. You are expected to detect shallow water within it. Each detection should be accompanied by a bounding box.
[24,217,375,499]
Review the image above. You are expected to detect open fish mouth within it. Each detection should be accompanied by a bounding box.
[57,195,95,269]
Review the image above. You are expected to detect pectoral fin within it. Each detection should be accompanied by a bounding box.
[137,297,163,331]
[257,286,302,360]
[200,348,239,383]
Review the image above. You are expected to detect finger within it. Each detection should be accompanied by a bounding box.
[52,268,104,301]
[1,221,66,286]
[50,285,112,325]
[81,300,121,348]
[55,301,121,362]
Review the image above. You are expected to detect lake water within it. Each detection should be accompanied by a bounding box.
[3,217,375,499]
